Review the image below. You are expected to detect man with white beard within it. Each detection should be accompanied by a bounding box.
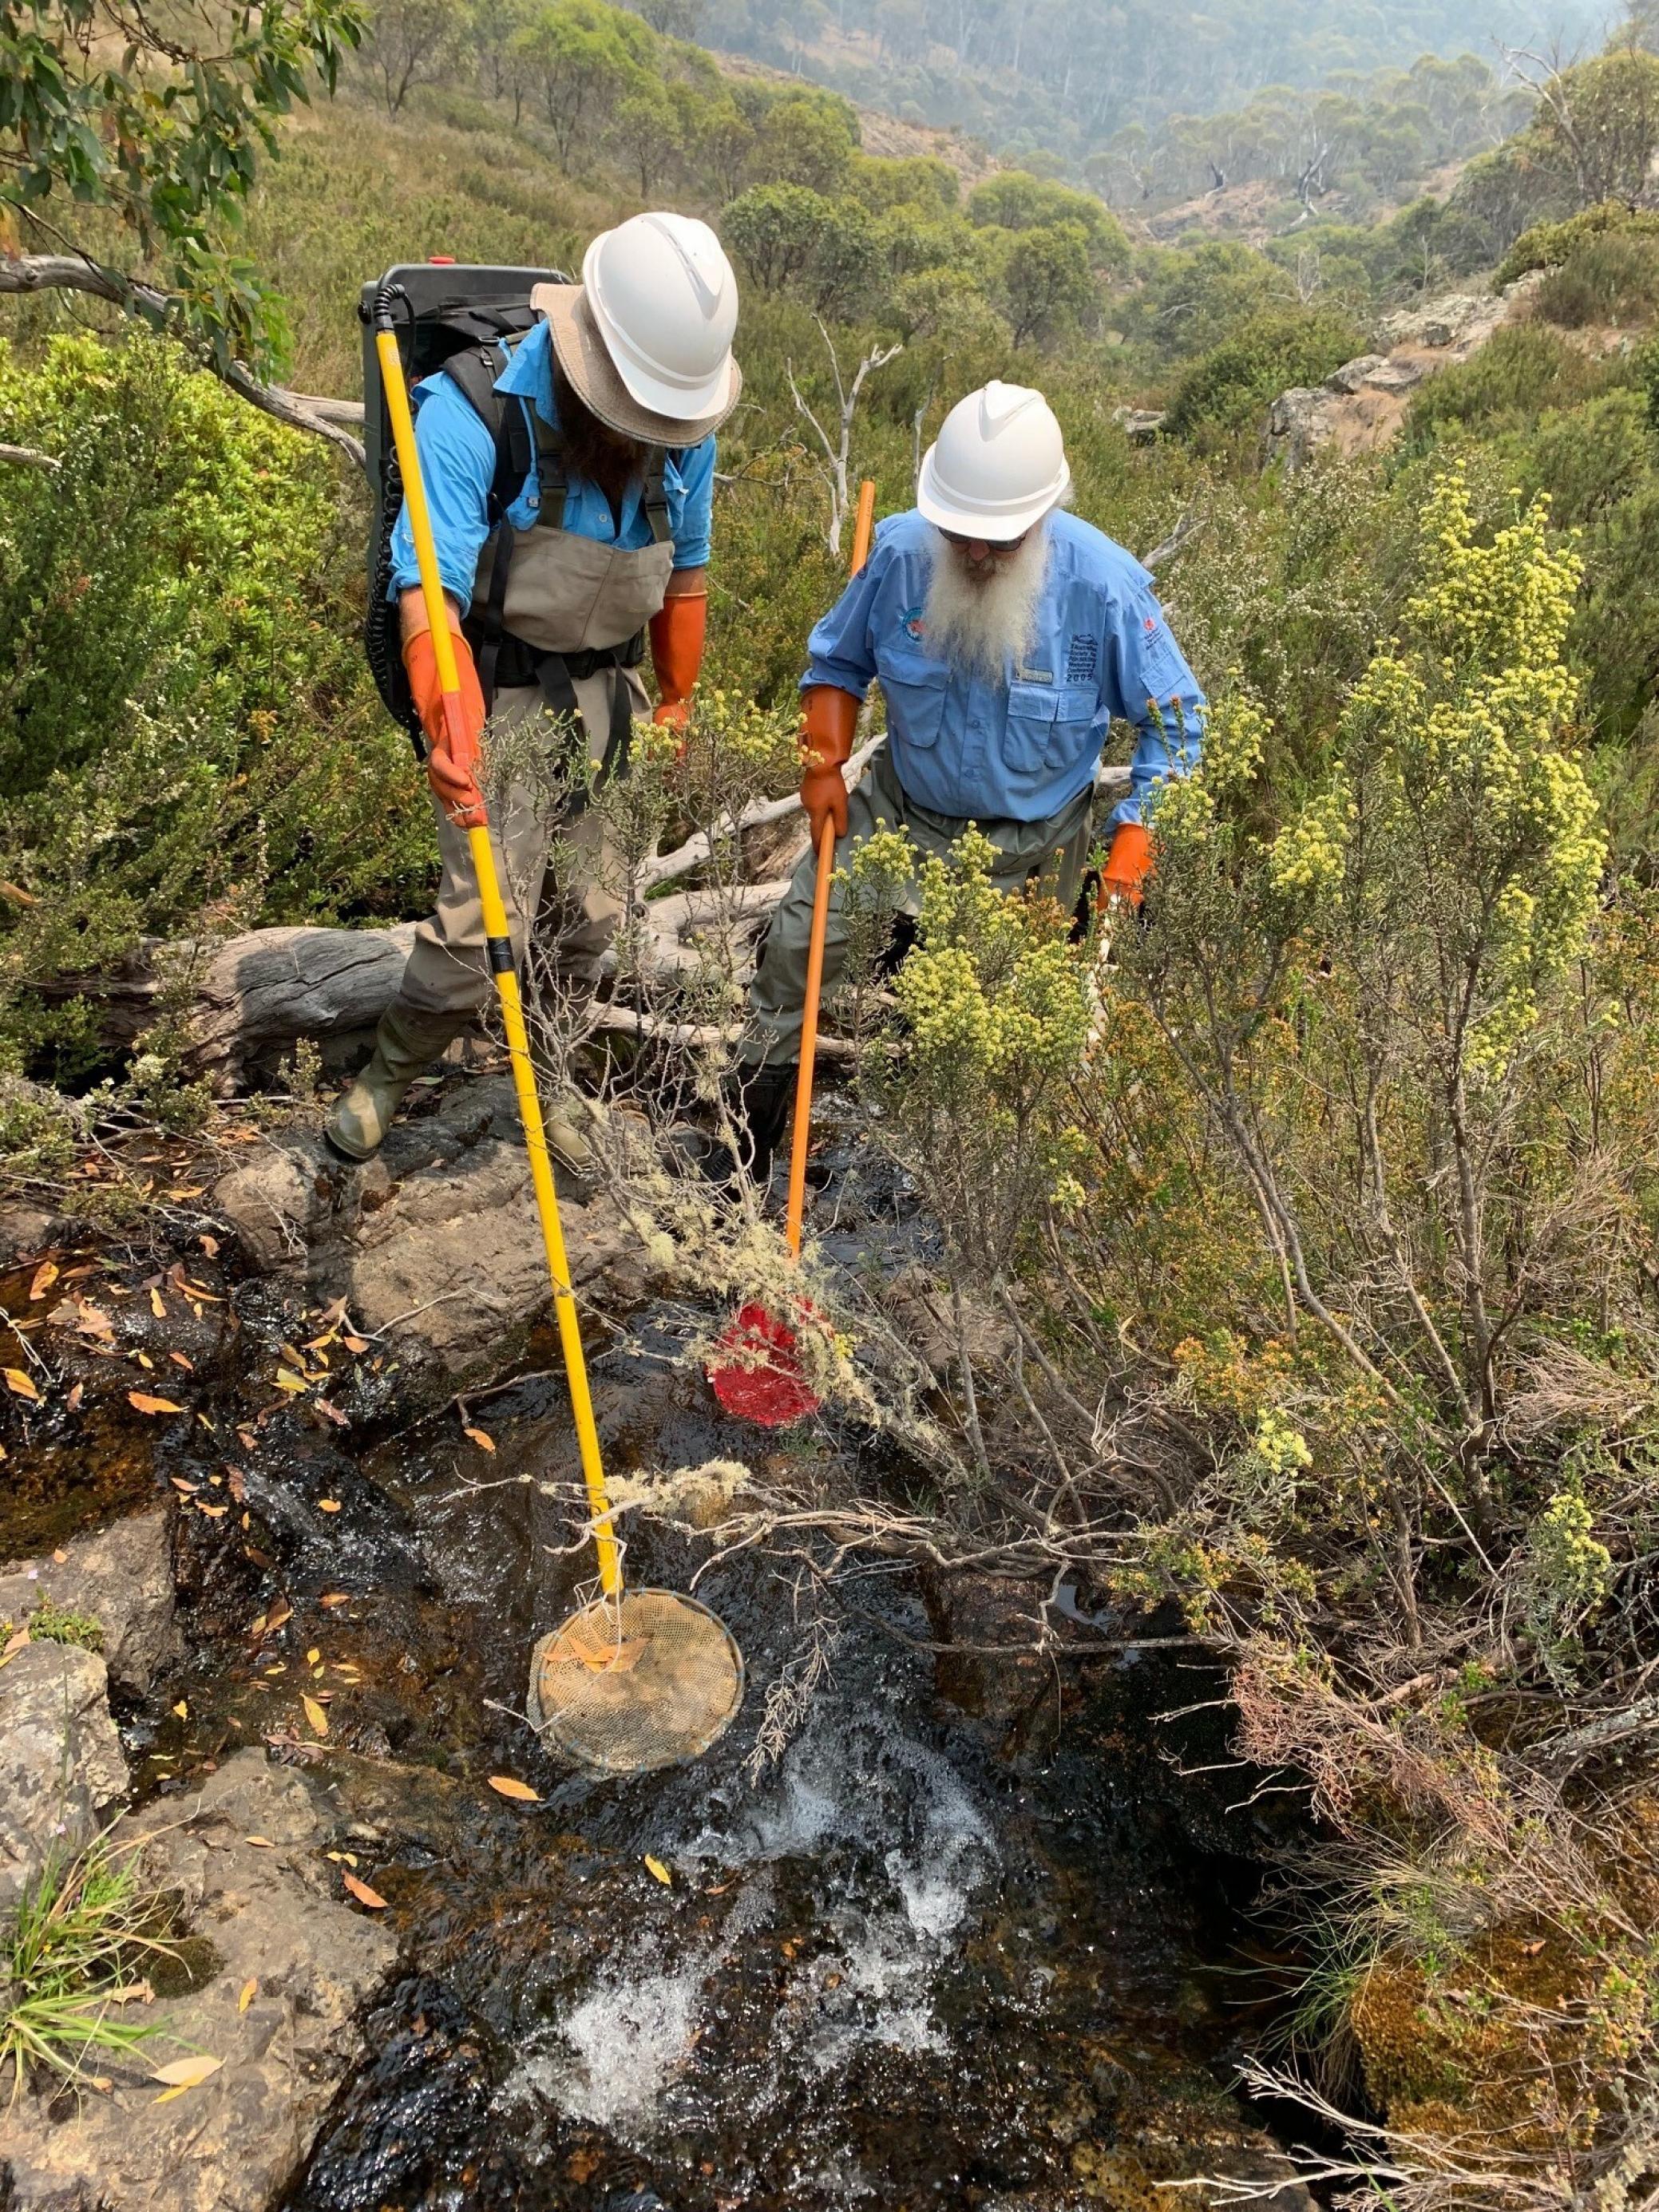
[727,379,1206,1178]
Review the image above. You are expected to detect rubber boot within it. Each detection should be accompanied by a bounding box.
[541,1090,600,1182]
[691,1061,795,1185]
[324,1003,466,1162]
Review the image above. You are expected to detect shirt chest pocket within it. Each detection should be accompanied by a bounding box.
[875,647,952,750]
[1002,681,1098,775]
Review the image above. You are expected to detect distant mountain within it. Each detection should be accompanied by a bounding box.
[697,0,1608,164]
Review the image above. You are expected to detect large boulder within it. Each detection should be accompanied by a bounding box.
[0,1751,397,2212]
[0,1640,127,1909]
[0,1510,180,1698]
[210,1075,651,1383]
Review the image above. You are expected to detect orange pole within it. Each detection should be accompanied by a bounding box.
[784,481,877,1257]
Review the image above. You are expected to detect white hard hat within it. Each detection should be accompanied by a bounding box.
[581,211,740,427]
[917,381,1071,539]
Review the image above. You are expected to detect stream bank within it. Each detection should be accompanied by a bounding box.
[1,1096,1316,2212]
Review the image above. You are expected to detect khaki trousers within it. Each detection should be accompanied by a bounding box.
[397,671,645,1019]
[743,742,1095,1066]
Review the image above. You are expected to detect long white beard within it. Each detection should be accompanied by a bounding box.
[921,524,1051,683]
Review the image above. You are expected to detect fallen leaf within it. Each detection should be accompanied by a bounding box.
[196,1502,228,1519]
[65,1382,83,1412]
[169,1477,199,1495]
[172,1700,188,1719]
[319,1591,350,1609]
[136,1350,155,1371]
[342,1872,388,1909]
[4,1367,40,1401]
[168,1351,194,1371]
[244,1835,274,1847]
[302,1695,329,1737]
[314,1398,350,1430]
[326,1850,359,1867]
[149,1288,167,1320]
[317,1498,342,1514]
[644,1855,672,1886]
[128,1391,184,1416]
[266,1598,293,1632]
[488,1775,540,1803]
[238,1979,257,2012]
[199,1233,220,1258]
[554,1631,645,1674]
[463,1426,497,1454]
[52,1548,66,1564]
[307,1647,320,1664]
[273,1369,308,1394]
[2,1628,31,1662]
[151,2054,222,2089]
[342,1335,370,1355]
[108,1981,153,2005]
[28,1260,58,1301]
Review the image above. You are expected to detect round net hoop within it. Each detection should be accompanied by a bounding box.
[529,1589,744,1775]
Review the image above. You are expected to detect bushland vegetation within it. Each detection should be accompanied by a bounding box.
[11,0,1659,2199]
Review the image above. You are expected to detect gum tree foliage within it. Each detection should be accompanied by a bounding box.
[0,0,362,369]
[361,0,467,114]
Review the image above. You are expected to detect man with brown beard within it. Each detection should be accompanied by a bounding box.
[730,379,1206,1177]
[326,213,741,1173]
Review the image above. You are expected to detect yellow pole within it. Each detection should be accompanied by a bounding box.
[783,478,877,1259]
[374,310,621,1598]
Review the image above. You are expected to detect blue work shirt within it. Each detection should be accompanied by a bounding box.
[804,508,1206,826]
[389,318,716,614]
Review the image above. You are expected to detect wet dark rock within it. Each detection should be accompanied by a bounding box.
[0,1205,56,1264]
[0,1750,396,2211]
[0,1640,127,1908]
[210,1077,651,1387]
[0,1509,180,1698]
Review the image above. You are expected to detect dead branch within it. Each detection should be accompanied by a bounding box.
[0,255,366,469]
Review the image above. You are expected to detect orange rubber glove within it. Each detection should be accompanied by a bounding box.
[1099,821,1152,910]
[649,589,707,737]
[405,627,486,825]
[800,685,859,846]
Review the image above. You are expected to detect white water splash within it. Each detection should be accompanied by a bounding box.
[510,1949,710,2132]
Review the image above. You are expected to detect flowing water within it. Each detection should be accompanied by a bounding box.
[4,1165,1300,2212]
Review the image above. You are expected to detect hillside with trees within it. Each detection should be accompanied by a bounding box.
[10,0,1659,2205]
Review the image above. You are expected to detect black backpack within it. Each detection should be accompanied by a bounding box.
[359,263,568,754]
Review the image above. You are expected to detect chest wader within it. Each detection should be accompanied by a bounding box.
[396,362,676,1023]
[330,358,677,1176]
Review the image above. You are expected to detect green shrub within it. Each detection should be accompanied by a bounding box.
[1497,201,1659,287]
[1535,228,1659,326]
[0,331,434,1082]
[1164,308,1364,444]
[1404,323,1615,446]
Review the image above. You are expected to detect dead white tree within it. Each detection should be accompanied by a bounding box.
[786,316,902,556]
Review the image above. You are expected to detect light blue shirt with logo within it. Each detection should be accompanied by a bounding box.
[388,318,716,613]
[802,508,1206,826]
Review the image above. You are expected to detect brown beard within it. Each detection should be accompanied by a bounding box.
[551,356,649,509]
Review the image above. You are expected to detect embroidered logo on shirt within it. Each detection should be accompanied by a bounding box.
[1067,634,1098,681]
[901,605,926,642]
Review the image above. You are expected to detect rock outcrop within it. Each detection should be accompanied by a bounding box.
[0,1640,127,1909]
[210,1074,652,1380]
[1262,274,1545,472]
[0,1509,180,1698]
[0,1751,397,2212]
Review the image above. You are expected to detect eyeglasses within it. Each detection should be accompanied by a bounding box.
[939,528,1027,553]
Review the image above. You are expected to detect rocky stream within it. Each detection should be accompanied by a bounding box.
[0,1063,1315,2212]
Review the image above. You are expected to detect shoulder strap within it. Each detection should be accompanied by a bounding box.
[441,341,524,524]
[643,449,671,547]
[530,410,568,532]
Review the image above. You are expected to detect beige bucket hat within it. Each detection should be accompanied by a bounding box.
[534,281,742,448]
